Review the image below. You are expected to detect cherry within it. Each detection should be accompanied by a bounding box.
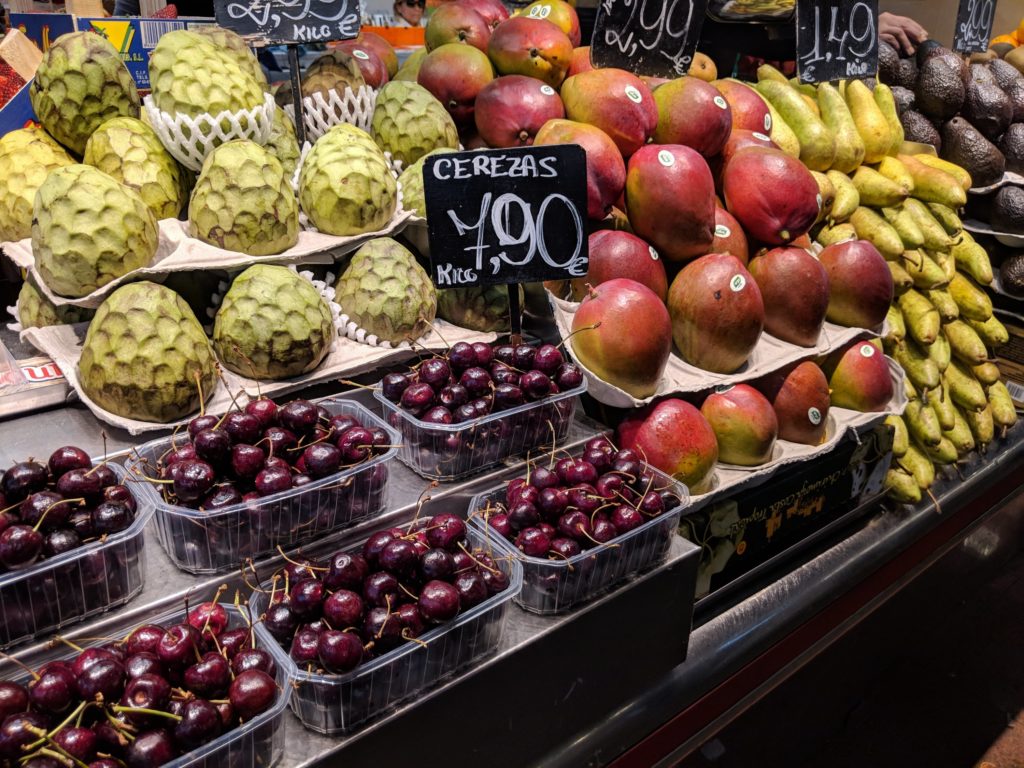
[482,566,510,595]
[1,461,48,503]
[362,530,397,569]
[611,505,644,534]
[120,674,171,724]
[75,655,125,701]
[397,602,425,638]
[537,522,557,540]
[28,666,76,713]
[595,473,626,499]
[164,443,197,467]
[592,516,618,543]
[222,412,261,445]
[193,428,231,466]
[453,403,478,423]
[230,444,265,480]
[638,491,664,516]
[363,571,400,607]
[72,648,115,678]
[317,629,363,673]
[219,627,252,659]
[277,400,319,438]
[320,590,362,631]
[92,464,118,489]
[125,653,163,680]
[0,512,12,538]
[326,415,357,437]
[558,510,593,541]
[0,682,28,722]
[538,487,569,517]
[419,548,455,581]
[507,501,540,531]
[188,413,219,439]
[515,527,552,557]
[126,624,166,656]
[0,712,49,760]
[418,580,460,623]
[57,468,102,503]
[323,552,369,591]
[262,603,298,641]
[399,383,435,416]
[91,501,133,535]
[184,652,231,697]
[66,508,93,537]
[174,698,222,749]
[563,459,598,486]
[381,372,411,402]
[302,443,342,479]
[363,607,402,649]
[509,483,540,507]
[337,427,375,464]
[532,344,564,375]
[492,383,524,410]
[491,362,519,385]
[231,649,276,677]
[282,557,318,584]
[53,726,98,762]
[471,342,493,367]
[254,466,293,496]
[289,627,320,664]
[202,484,243,510]
[451,551,476,572]
[125,728,176,767]
[229,670,277,720]
[421,406,453,425]
[425,513,466,550]
[566,485,601,515]
[172,460,216,504]
[438,383,468,410]
[419,358,451,389]
[104,484,136,512]
[0,524,43,569]
[453,570,488,609]
[459,367,491,398]
[289,578,325,619]
[520,370,552,400]
[263,427,298,458]
[512,344,536,370]
[550,537,581,559]
[47,446,92,479]
[89,759,124,768]
[448,342,477,371]
[493,343,516,366]
[245,397,279,429]
[529,466,559,490]
[42,528,79,557]
[19,491,73,530]
[157,623,201,668]
[379,539,419,577]
[555,362,584,390]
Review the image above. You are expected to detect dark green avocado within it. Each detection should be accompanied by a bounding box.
[893,57,919,90]
[916,57,966,120]
[962,77,1013,142]
[901,109,941,150]
[1000,252,1024,296]
[992,185,1024,234]
[891,85,915,115]
[879,41,899,86]
[1000,124,1024,175]
[941,117,1006,187]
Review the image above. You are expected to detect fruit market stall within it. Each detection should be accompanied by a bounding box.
[3,0,1024,766]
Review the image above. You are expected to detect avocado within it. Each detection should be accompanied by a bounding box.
[1000,253,1024,296]
[962,78,1013,142]
[941,117,1006,187]
[892,85,916,115]
[990,59,1024,89]
[966,191,994,221]
[999,124,1024,174]
[916,58,966,120]
[969,63,999,87]
[893,58,919,90]
[879,41,900,86]
[992,186,1024,234]
[901,109,942,150]
[916,39,943,66]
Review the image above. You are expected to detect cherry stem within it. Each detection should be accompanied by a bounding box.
[275,547,327,573]
[199,584,228,638]
[457,542,500,576]
[338,379,379,392]
[556,321,599,352]
[112,706,183,723]
[52,636,85,653]
[401,630,428,648]
[23,727,90,768]
[0,652,40,680]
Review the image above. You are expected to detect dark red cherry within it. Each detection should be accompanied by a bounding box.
[317,630,363,673]
[47,446,91,480]
[277,400,320,438]
[323,552,370,591]
[174,698,222,749]
[245,398,279,429]
[1,461,48,503]
[417,580,460,623]
[228,670,277,720]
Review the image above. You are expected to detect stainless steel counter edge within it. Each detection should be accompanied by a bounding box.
[540,425,1024,768]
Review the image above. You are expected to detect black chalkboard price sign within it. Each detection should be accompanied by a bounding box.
[796,0,879,84]
[953,0,997,54]
[213,0,360,45]
[590,0,709,79]
[423,145,589,291]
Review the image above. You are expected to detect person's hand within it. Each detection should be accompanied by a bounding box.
[879,12,928,55]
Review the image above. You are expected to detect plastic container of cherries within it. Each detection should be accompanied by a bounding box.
[252,514,522,735]
[0,456,151,651]
[374,339,587,482]
[0,601,290,768]
[468,437,688,615]
[125,398,398,575]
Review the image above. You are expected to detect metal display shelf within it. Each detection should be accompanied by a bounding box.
[2,386,1022,768]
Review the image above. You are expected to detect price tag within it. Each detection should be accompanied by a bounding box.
[796,0,879,84]
[213,0,360,45]
[590,0,709,79]
[953,0,997,54]
[423,145,589,289]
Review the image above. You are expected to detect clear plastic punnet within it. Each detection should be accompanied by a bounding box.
[0,603,291,768]
[0,463,151,650]
[467,448,689,614]
[253,523,522,735]
[125,399,398,575]
[374,379,586,482]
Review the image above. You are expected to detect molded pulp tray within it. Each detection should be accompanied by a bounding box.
[0,463,151,650]
[0,604,291,768]
[468,451,688,614]
[374,377,586,482]
[253,524,522,735]
[125,399,398,574]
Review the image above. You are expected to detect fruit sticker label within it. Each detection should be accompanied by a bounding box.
[624,86,643,104]
[713,95,728,110]
[953,0,996,53]
[658,150,675,167]
[808,407,822,425]
[730,274,746,292]
[715,224,731,238]
[540,85,556,96]
[214,0,360,44]
[859,344,875,357]
[795,0,879,84]
[764,113,772,132]
[649,246,660,261]
[591,0,710,79]
[423,145,589,289]
[351,48,370,59]
[753,132,771,142]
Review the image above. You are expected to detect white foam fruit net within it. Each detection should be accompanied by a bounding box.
[283,85,377,142]
[144,92,276,172]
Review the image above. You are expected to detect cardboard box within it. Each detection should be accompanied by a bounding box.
[679,423,894,600]
[0,29,42,134]
[994,308,1024,406]
[10,12,215,90]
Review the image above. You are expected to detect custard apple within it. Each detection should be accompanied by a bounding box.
[397,147,456,218]
[301,50,365,100]
[334,237,436,343]
[437,285,522,332]
[0,128,74,242]
[190,25,269,92]
[79,281,216,422]
[264,106,301,179]
[84,116,188,220]
[214,265,333,379]
[33,165,159,298]
[299,125,396,236]
[188,140,298,256]
[30,31,140,156]
[16,275,95,329]
[371,81,458,167]
[149,30,265,143]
